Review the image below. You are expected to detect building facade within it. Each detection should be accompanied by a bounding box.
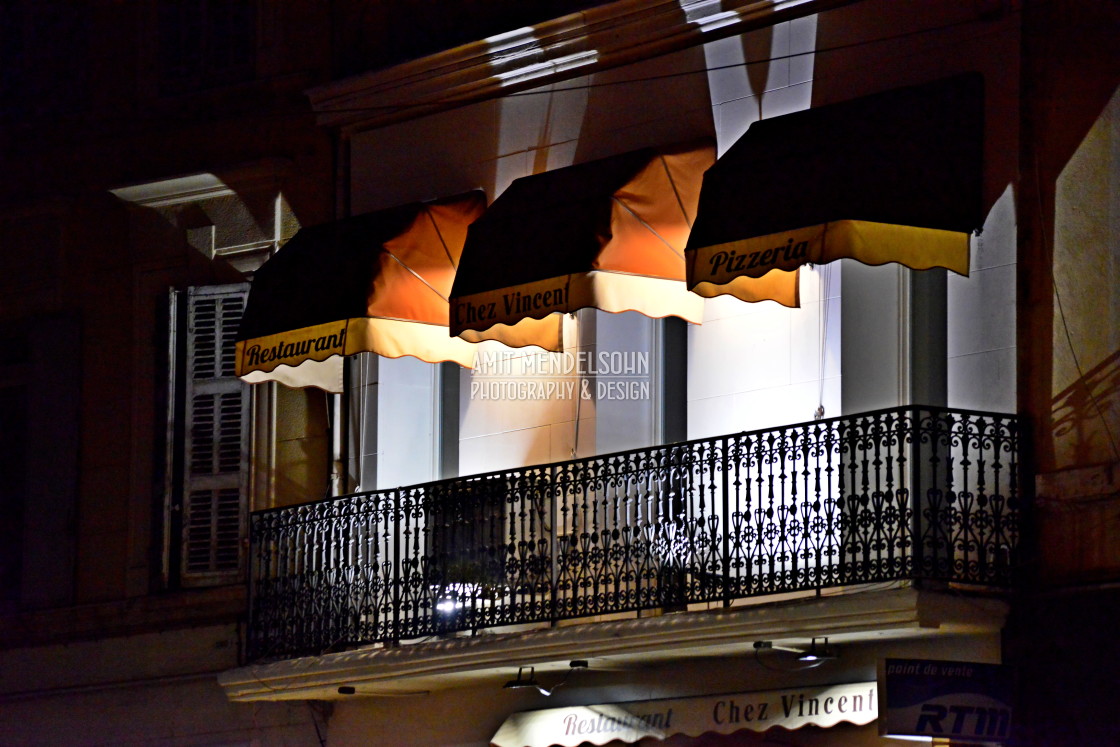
[0,1,335,743]
[1,1,1118,746]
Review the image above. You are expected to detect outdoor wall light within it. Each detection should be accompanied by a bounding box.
[796,637,837,663]
[753,639,837,670]
[503,661,589,696]
[503,666,545,693]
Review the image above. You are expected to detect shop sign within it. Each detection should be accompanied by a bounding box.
[879,659,1014,743]
[491,681,877,747]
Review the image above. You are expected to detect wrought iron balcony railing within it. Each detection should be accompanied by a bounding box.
[247,406,1023,661]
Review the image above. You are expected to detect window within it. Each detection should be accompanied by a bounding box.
[167,284,251,587]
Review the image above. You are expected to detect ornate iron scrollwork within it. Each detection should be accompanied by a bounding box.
[246,406,1023,661]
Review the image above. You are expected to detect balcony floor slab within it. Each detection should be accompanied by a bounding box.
[219,586,1007,701]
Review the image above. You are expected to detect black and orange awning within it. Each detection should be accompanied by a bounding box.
[686,73,984,302]
[449,141,798,351]
[236,191,485,391]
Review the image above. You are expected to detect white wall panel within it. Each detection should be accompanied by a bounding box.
[688,24,833,440]
[593,311,658,455]
[948,185,1017,412]
[841,261,906,413]
[375,356,437,488]
[459,315,587,474]
[688,270,840,439]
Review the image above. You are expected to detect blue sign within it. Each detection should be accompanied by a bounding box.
[879,658,1014,742]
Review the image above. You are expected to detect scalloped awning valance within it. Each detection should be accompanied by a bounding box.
[491,681,878,746]
[687,73,985,303]
[449,140,798,351]
[236,191,485,392]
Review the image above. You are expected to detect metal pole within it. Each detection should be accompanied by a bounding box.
[550,465,559,627]
[722,436,731,607]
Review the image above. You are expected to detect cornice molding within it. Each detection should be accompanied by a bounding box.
[308,0,862,133]
[108,158,292,208]
[219,588,1007,702]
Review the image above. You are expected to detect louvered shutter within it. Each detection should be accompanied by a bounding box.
[178,284,250,586]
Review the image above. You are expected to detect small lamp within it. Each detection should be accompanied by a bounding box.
[502,661,588,696]
[503,666,544,692]
[797,637,837,662]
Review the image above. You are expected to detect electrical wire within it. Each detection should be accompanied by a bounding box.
[314,5,1023,116]
[816,263,834,420]
[1032,161,1120,463]
[538,663,580,696]
[571,313,583,458]
[111,0,1037,133]
[307,700,328,747]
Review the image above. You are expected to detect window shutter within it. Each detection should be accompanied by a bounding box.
[177,284,250,586]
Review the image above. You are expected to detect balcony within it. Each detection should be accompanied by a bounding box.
[246,406,1023,663]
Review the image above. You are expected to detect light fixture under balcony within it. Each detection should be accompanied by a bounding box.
[753,638,838,670]
[797,637,837,663]
[503,661,588,696]
[503,666,545,693]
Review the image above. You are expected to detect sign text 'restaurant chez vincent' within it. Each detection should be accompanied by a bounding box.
[490,682,877,747]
